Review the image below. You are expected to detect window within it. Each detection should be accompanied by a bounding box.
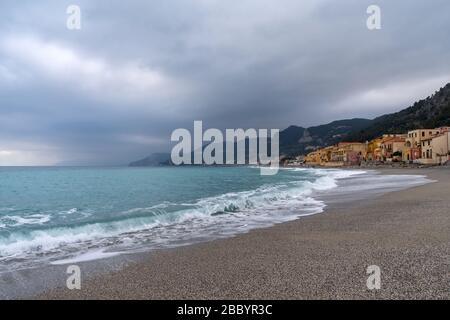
[421,132,424,137]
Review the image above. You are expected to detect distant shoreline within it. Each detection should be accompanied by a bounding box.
[283,162,446,170]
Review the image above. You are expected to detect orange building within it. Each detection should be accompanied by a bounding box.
[380,137,406,161]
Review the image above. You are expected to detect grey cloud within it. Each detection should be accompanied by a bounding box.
[0,0,450,165]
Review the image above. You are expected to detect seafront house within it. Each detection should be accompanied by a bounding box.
[329,142,367,166]
[317,146,333,165]
[432,131,450,164]
[418,130,450,165]
[304,150,321,165]
[404,129,432,162]
[420,136,433,163]
[366,137,383,161]
[366,135,405,162]
[380,137,406,162]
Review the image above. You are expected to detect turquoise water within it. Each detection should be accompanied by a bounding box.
[0,166,364,271]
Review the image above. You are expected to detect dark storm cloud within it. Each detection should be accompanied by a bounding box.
[1,0,450,165]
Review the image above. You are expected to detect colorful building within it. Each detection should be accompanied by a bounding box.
[304,150,321,165]
[418,131,450,165]
[380,137,406,161]
[366,137,383,161]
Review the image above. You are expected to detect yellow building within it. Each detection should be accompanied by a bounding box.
[366,137,383,161]
[319,146,335,164]
[304,150,321,165]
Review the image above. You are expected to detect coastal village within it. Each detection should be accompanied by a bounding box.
[292,127,450,167]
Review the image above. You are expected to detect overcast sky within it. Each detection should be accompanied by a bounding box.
[1,0,450,165]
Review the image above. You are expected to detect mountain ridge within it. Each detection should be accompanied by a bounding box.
[129,82,450,165]
[347,83,450,142]
[279,118,372,156]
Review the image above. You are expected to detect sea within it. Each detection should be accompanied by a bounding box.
[0,166,431,275]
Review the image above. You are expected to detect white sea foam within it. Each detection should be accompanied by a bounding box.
[0,214,51,227]
[65,208,78,215]
[51,249,123,265]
